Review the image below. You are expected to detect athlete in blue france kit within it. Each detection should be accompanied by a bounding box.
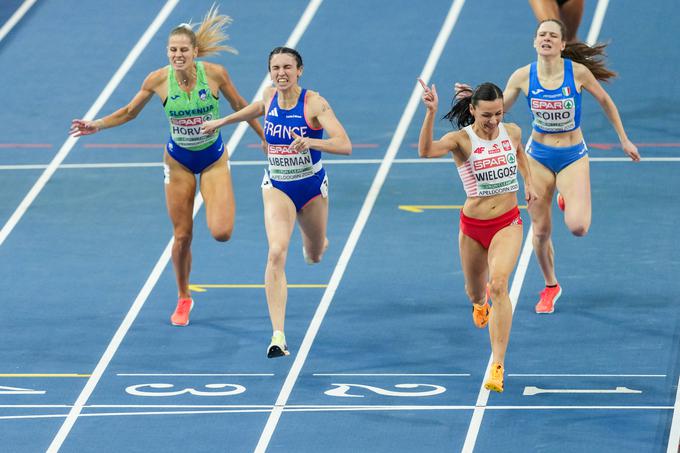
[203,47,352,357]
[502,19,639,314]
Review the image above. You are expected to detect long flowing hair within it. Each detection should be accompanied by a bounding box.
[169,4,237,57]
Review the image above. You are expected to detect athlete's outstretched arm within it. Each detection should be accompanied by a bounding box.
[70,70,162,137]
[289,93,352,156]
[502,66,530,113]
[201,99,265,135]
[210,63,266,142]
[577,64,640,161]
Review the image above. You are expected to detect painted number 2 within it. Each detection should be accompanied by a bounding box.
[325,383,446,398]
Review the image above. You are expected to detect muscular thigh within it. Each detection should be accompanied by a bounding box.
[297,195,328,245]
[556,156,590,210]
[528,155,557,229]
[199,152,235,226]
[164,150,197,229]
[262,187,297,247]
[459,231,489,293]
[487,224,523,280]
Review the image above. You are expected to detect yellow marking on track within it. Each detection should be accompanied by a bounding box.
[0,374,90,378]
[399,205,463,213]
[189,284,328,292]
[399,205,527,213]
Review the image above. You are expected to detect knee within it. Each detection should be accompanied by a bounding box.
[174,231,193,249]
[568,223,589,237]
[531,223,552,243]
[488,278,509,303]
[268,243,288,267]
[464,283,485,305]
[211,226,232,242]
[304,248,323,264]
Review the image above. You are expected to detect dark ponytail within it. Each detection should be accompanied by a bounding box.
[443,82,503,129]
[563,41,616,81]
[538,19,616,81]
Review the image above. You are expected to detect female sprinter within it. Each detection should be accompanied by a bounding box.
[501,19,640,314]
[70,6,265,326]
[202,47,351,358]
[418,79,537,392]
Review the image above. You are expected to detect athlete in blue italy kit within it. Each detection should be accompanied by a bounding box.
[70,7,265,327]
[502,19,639,314]
[202,47,352,358]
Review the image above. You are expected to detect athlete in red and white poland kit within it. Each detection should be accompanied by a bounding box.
[418,79,538,393]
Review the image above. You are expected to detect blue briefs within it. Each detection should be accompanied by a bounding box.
[526,138,588,173]
[166,134,224,174]
[262,167,328,212]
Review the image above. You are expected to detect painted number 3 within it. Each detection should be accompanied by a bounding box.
[126,383,246,397]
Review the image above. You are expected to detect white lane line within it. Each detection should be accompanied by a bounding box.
[0,1,179,249]
[116,373,275,377]
[45,1,322,451]
[253,1,467,451]
[0,0,37,43]
[510,374,666,378]
[462,2,611,451]
[313,373,470,377]
[2,156,678,171]
[3,403,674,422]
[586,0,610,45]
[668,376,680,453]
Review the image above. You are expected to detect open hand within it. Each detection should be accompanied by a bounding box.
[69,119,99,137]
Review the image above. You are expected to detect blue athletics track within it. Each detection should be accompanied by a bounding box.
[0,0,678,452]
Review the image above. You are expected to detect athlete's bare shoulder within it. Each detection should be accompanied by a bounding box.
[504,122,523,145]
[509,64,531,82]
[202,61,229,80]
[145,67,168,86]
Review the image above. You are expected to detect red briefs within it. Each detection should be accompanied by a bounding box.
[459,206,522,249]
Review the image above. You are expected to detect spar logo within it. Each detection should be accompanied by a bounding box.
[502,140,512,151]
[170,114,213,127]
[268,144,296,155]
[531,99,564,110]
[473,155,507,171]
[563,99,574,109]
[507,153,516,164]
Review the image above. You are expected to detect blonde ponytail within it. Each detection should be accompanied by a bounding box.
[169,4,237,57]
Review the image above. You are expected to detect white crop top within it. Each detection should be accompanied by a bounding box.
[456,123,519,197]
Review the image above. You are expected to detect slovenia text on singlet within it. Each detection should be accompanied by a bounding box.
[164,61,220,151]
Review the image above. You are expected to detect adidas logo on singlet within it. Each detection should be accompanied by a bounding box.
[269,107,278,117]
